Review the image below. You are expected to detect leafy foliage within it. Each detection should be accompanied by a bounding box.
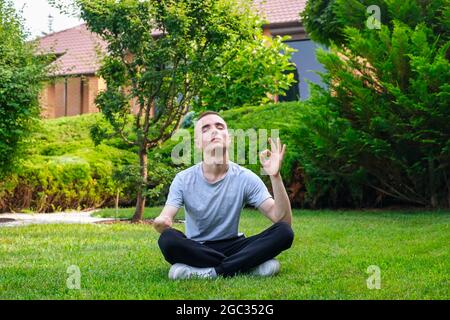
[301,0,448,47]
[0,102,306,212]
[150,102,307,207]
[0,113,183,212]
[75,0,263,220]
[195,34,297,111]
[0,0,49,178]
[298,0,450,207]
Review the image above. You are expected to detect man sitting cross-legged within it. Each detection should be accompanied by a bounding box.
[154,111,294,279]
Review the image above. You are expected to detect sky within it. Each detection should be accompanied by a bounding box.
[13,0,83,39]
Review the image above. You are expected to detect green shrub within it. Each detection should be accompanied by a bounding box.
[154,102,306,207]
[297,0,450,208]
[0,0,50,178]
[195,34,297,111]
[0,102,308,212]
[0,114,135,212]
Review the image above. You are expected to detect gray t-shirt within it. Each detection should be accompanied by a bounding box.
[165,161,272,242]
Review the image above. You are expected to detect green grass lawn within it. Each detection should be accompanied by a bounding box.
[0,208,449,299]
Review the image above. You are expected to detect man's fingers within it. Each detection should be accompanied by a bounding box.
[281,144,286,160]
[269,137,277,152]
[269,137,284,154]
[259,149,271,163]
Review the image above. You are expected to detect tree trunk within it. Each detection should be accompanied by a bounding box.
[428,156,437,208]
[132,146,148,222]
[115,189,119,219]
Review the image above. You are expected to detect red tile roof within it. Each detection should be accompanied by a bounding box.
[254,0,306,25]
[36,24,107,76]
[36,0,307,76]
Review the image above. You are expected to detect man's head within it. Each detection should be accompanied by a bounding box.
[194,111,231,154]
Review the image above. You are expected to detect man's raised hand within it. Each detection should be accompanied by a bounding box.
[259,137,286,176]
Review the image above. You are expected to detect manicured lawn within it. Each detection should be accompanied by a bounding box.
[0,208,449,299]
[93,206,174,220]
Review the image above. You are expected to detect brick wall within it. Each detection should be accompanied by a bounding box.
[39,75,106,118]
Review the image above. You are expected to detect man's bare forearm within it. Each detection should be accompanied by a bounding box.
[153,205,178,233]
[269,173,292,225]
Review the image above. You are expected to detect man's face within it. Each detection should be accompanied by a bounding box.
[194,114,231,152]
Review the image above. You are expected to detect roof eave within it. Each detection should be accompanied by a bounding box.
[263,20,308,40]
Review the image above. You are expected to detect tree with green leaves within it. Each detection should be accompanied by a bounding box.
[0,0,49,179]
[195,33,297,111]
[75,0,263,221]
[296,0,450,208]
[301,0,448,47]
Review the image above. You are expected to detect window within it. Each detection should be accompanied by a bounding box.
[283,40,327,100]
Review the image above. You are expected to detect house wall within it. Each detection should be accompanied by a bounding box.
[54,79,66,118]
[39,22,325,118]
[67,77,81,116]
[85,76,104,114]
[39,82,55,118]
[39,76,105,118]
[82,77,89,114]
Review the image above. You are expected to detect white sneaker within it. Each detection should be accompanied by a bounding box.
[168,263,217,280]
[249,259,280,277]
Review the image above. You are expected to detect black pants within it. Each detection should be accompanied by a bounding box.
[158,221,294,277]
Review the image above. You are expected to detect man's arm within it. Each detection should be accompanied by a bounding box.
[153,205,179,233]
[258,137,292,225]
[258,173,292,225]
